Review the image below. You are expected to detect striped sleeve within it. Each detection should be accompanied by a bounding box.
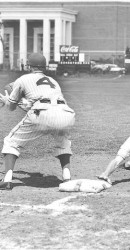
[9,79,23,104]
[8,82,14,90]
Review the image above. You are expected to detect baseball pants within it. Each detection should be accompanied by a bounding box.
[117,136,130,161]
[2,106,75,157]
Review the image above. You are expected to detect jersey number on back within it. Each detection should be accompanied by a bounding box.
[36,77,55,89]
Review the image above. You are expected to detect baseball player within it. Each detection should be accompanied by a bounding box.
[0,53,75,190]
[97,137,130,184]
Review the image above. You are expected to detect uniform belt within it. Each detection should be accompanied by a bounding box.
[40,98,65,104]
[34,98,66,116]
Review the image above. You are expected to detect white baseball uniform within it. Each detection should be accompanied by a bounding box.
[2,71,75,157]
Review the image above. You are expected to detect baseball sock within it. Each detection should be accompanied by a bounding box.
[57,154,71,181]
[62,167,71,181]
[4,170,13,182]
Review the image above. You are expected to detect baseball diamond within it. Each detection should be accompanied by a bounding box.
[0,0,130,249]
[0,71,130,249]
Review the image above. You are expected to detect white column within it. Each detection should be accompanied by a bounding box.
[19,19,27,69]
[55,17,63,62]
[62,20,66,45]
[0,37,4,68]
[0,21,4,68]
[66,21,72,45]
[43,18,50,66]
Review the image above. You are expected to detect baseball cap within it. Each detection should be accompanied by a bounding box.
[28,53,46,67]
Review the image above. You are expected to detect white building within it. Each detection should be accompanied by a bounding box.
[1,0,130,70]
[0,0,77,69]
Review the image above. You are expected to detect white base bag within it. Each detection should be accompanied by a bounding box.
[59,179,112,193]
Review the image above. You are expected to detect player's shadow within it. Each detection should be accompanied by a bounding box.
[13,170,62,188]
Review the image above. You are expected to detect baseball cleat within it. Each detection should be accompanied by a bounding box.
[124,162,130,170]
[124,166,130,170]
[0,180,13,190]
[96,175,112,185]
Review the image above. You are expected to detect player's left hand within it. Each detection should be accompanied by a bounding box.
[0,90,9,107]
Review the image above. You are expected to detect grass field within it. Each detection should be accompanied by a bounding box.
[0,72,130,250]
